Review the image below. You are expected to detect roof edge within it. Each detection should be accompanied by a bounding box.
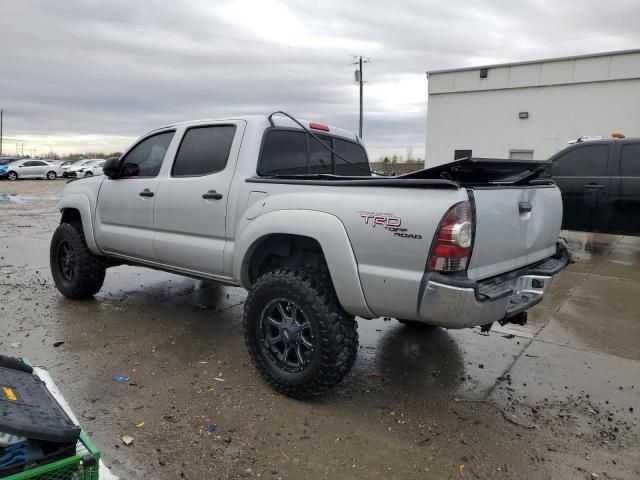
[426,47,640,76]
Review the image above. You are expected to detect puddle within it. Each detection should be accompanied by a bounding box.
[0,193,24,203]
[0,193,59,203]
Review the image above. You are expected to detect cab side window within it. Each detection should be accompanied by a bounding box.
[620,144,640,177]
[119,131,175,178]
[552,145,608,176]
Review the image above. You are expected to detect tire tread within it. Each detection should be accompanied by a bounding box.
[243,268,358,399]
[50,222,106,299]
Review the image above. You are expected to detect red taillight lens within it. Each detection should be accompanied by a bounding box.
[428,201,474,272]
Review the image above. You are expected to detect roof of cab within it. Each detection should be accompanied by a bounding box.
[153,114,359,142]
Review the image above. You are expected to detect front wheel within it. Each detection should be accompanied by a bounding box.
[244,268,358,399]
[7,171,18,181]
[84,171,93,177]
[46,171,57,180]
[50,222,106,299]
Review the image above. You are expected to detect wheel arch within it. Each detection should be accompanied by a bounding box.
[234,210,374,318]
[58,194,101,255]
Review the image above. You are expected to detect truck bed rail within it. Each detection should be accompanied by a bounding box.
[400,157,553,186]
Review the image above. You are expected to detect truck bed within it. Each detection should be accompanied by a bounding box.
[248,157,553,188]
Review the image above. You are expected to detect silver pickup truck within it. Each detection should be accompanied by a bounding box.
[50,112,570,398]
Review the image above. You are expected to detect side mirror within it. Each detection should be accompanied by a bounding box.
[102,158,120,179]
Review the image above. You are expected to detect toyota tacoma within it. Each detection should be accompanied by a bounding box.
[49,112,570,398]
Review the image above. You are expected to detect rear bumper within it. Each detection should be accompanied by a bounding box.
[417,242,571,328]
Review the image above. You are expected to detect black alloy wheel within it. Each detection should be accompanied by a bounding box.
[260,299,315,373]
[56,240,76,282]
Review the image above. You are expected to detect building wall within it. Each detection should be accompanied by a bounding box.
[425,50,640,166]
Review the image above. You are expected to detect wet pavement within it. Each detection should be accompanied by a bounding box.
[1,180,638,479]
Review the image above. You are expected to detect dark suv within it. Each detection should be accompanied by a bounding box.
[550,138,640,236]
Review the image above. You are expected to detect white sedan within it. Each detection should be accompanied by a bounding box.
[65,159,106,177]
[3,159,63,181]
[61,159,95,177]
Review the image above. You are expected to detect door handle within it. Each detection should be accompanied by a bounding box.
[202,190,223,200]
[139,189,154,197]
[583,183,604,190]
[518,201,532,213]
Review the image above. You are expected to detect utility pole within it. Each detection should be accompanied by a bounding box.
[0,110,3,156]
[353,56,370,139]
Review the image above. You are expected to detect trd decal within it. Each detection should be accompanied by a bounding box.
[358,212,422,240]
[360,213,401,228]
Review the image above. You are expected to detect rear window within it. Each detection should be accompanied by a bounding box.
[552,144,608,176]
[334,139,370,175]
[620,144,640,177]
[309,135,332,174]
[259,129,370,176]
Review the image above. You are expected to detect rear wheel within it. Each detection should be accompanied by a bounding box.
[7,171,18,181]
[46,171,57,180]
[50,222,106,299]
[244,268,358,399]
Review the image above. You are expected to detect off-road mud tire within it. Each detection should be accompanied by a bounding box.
[50,221,106,299]
[244,268,358,399]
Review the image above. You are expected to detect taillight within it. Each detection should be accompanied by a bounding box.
[428,201,474,272]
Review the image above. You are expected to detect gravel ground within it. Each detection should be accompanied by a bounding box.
[1,179,638,479]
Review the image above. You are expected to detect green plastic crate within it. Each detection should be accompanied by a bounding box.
[1,359,100,480]
[2,431,100,480]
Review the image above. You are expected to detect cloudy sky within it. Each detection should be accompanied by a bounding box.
[1,0,639,159]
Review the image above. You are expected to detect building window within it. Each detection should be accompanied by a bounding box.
[454,150,472,160]
[509,150,534,160]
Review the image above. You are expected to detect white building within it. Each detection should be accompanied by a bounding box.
[425,49,640,166]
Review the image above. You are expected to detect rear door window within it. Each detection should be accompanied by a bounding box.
[172,125,236,177]
[552,145,609,176]
[620,144,640,177]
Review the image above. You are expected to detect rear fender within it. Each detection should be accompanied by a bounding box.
[234,210,374,318]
